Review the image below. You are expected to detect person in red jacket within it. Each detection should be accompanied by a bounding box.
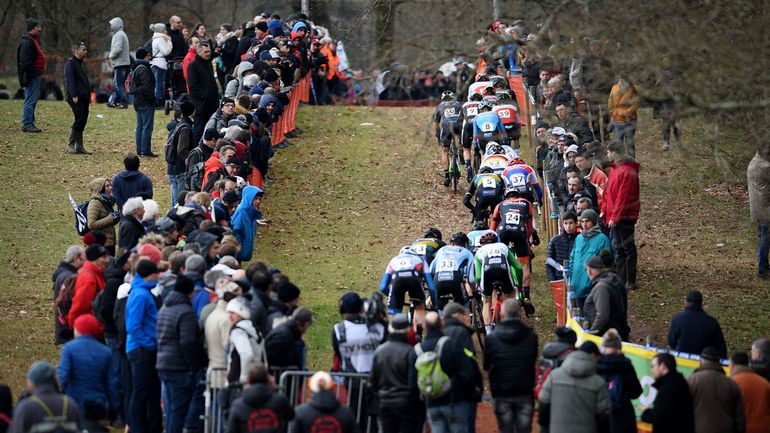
[602,141,640,290]
[67,244,109,327]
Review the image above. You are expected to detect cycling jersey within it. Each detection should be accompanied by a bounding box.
[380,252,437,313]
[410,238,445,265]
[464,172,505,222]
[484,144,520,160]
[435,100,462,147]
[501,160,543,205]
[493,104,522,140]
[459,101,481,148]
[468,81,492,100]
[480,154,512,176]
[473,242,523,297]
[472,111,507,147]
[467,230,498,254]
[429,245,475,308]
[491,197,535,262]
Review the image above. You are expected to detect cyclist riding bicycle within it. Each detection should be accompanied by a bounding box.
[434,91,462,186]
[380,246,437,328]
[464,166,505,224]
[472,99,507,155]
[467,220,498,254]
[484,141,519,160]
[473,232,523,332]
[480,152,512,176]
[458,93,484,182]
[428,231,475,309]
[411,227,446,266]
[492,100,522,149]
[501,155,543,206]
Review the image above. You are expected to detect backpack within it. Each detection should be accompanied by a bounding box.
[414,336,452,400]
[54,269,96,329]
[127,64,147,95]
[534,356,557,400]
[28,396,79,433]
[165,122,190,165]
[185,147,206,191]
[68,193,91,236]
[604,372,626,410]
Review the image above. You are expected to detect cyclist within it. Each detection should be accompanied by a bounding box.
[501,155,543,207]
[458,93,484,181]
[484,141,519,160]
[467,220,498,254]
[492,98,522,149]
[490,188,539,308]
[429,232,475,309]
[379,246,437,328]
[410,227,446,265]
[480,151,512,176]
[467,75,492,100]
[473,232,523,332]
[472,99,507,155]
[464,166,504,224]
[433,90,462,186]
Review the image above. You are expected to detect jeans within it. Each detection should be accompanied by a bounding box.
[455,401,476,433]
[127,347,162,433]
[661,114,681,145]
[135,107,155,155]
[152,65,166,102]
[612,120,637,158]
[379,405,422,433]
[159,370,196,433]
[759,225,770,273]
[104,336,122,419]
[185,369,205,431]
[611,220,638,288]
[67,97,90,131]
[193,110,214,146]
[113,66,130,106]
[426,404,467,433]
[493,395,533,433]
[168,173,183,206]
[119,353,132,424]
[22,76,40,127]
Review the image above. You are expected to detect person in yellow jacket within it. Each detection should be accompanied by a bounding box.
[607,77,639,158]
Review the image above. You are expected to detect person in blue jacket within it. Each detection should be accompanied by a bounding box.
[568,209,612,310]
[232,186,264,262]
[58,314,118,415]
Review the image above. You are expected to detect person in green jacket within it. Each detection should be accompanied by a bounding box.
[568,209,611,310]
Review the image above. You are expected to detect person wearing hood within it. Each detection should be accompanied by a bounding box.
[640,353,695,433]
[87,177,120,255]
[226,297,266,385]
[235,22,257,68]
[483,299,538,433]
[537,326,577,380]
[132,48,158,157]
[148,23,172,102]
[538,345,611,433]
[596,329,642,433]
[290,371,357,433]
[232,186,264,262]
[64,42,92,154]
[255,93,276,129]
[205,98,238,132]
[108,17,130,109]
[568,209,612,310]
[227,363,294,433]
[224,61,255,98]
[112,153,153,210]
[187,43,219,144]
[603,141,640,290]
[583,252,630,339]
[443,303,483,433]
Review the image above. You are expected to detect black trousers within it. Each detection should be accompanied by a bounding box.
[68,97,89,131]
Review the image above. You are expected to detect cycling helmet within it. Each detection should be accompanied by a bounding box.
[479,166,494,174]
[469,93,484,101]
[152,216,177,235]
[423,227,443,240]
[450,231,469,245]
[478,99,493,111]
[505,187,521,198]
[490,76,506,88]
[476,74,490,81]
[487,143,504,155]
[399,246,413,255]
[479,232,498,245]
[441,90,455,101]
[472,220,489,231]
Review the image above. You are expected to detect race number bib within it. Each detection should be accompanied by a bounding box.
[444,108,457,117]
[480,122,495,132]
[488,247,503,257]
[412,244,427,255]
[509,174,526,187]
[482,177,497,188]
[505,212,521,225]
[438,258,456,271]
[497,109,511,119]
[467,107,478,116]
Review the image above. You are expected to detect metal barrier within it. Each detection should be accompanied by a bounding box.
[204,368,227,433]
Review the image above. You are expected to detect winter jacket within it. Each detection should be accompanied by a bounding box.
[224,61,254,98]
[234,28,256,67]
[187,55,219,115]
[227,319,266,384]
[557,113,593,144]
[443,317,483,402]
[667,305,727,358]
[118,215,145,250]
[747,152,770,225]
[149,33,172,70]
[265,319,303,368]
[608,83,639,122]
[53,261,78,343]
[156,290,202,371]
[67,261,106,327]
[232,186,264,262]
[483,318,538,398]
[168,117,193,175]
[596,354,643,433]
[125,275,159,353]
[59,335,118,413]
[640,370,694,433]
[227,383,294,433]
[538,350,611,433]
[86,177,118,247]
[95,261,126,337]
[249,289,270,337]
[368,333,419,408]
[588,165,609,211]
[204,108,236,133]
[568,228,612,299]
[204,299,231,371]
[167,27,187,59]
[201,153,224,191]
[130,59,155,108]
[114,283,130,354]
[331,316,385,374]
[418,329,473,408]
[185,143,215,190]
[583,271,629,338]
[108,18,130,67]
[17,34,44,87]
[218,33,239,74]
[7,384,81,433]
[112,169,153,210]
[546,231,577,281]
[602,158,640,224]
[290,390,358,433]
[64,56,89,100]
[688,363,746,433]
[731,365,770,433]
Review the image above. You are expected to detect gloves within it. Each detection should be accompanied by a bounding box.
[463,195,473,210]
[110,211,121,221]
[532,230,540,247]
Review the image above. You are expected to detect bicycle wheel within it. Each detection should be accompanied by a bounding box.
[470,296,486,351]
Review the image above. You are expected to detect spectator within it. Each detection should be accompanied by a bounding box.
[119,197,146,250]
[538,345,611,433]
[59,314,118,414]
[290,371,358,433]
[17,18,45,133]
[167,16,187,59]
[596,329,642,433]
[67,244,108,327]
[81,400,110,433]
[186,129,218,192]
[483,299,538,433]
[730,351,770,433]
[583,253,630,339]
[567,209,611,309]
[332,292,386,373]
[226,363,294,433]
[216,24,239,88]
[640,353,695,433]
[265,307,313,370]
[575,144,608,211]
[603,141,640,290]
[555,102,593,144]
[667,289,727,358]
[52,245,85,344]
[232,186,265,262]
[248,269,272,336]
[535,327,577,397]
[546,211,578,281]
[206,98,238,132]
[747,143,770,280]
[267,280,300,330]
[112,153,154,210]
[8,361,81,433]
[688,347,745,433]
[226,297,266,385]
[86,178,120,255]
[108,18,130,109]
[751,338,770,381]
[182,36,199,85]
[184,254,212,317]
[149,23,172,102]
[63,42,91,154]
[187,43,219,144]
[607,76,639,157]
[442,303,483,433]
[167,100,195,205]
[131,48,157,157]
[204,279,240,387]
[0,384,11,432]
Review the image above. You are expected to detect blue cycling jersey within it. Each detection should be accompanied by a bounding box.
[472,111,506,139]
[429,245,476,285]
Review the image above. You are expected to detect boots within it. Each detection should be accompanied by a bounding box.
[65,129,78,154]
[74,130,91,155]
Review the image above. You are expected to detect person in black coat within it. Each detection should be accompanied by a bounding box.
[227,363,294,433]
[234,24,256,68]
[132,48,157,157]
[64,42,91,154]
[442,304,483,433]
[667,290,727,358]
[118,197,146,250]
[290,372,358,433]
[265,308,313,369]
[640,353,695,433]
[596,329,642,433]
[187,44,219,145]
[546,211,578,281]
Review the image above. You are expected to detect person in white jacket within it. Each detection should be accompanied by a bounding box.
[149,23,173,102]
[226,297,266,385]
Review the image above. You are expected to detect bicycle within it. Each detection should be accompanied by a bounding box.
[448,134,464,192]
[469,292,486,351]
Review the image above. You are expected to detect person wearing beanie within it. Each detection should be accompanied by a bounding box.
[63,41,92,154]
[537,326,577,395]
[205,96,237,133]
[137,243,162,265]
[568,208,611,310]
[17,18,45,133]
[156,274,204,433]
[67,244,108,328]
[167,98,195,205]
[332,292,385,374]
[596,328,642,433]
[688,347,746,433]
[111,153,154,210]
[265,307,314,369]
[125,258,162,433]
[291,370,358,433]
[8,361,82,433]
[187,41,219,145]
[442,302,483,433]
[131,46,158,158]
[108,17,130,109]
[583,250,629,339]
[204,277,241,388]
[226,297,265,385]
[266,279,298,330]
[59,314,118,414]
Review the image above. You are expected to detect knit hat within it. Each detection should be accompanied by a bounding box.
[601,328,622,350]
[221,23,233,32]
[700,346,721,362]
[27,361,56,386]
[276,281,300,303]
[442,302,466,318]
[339,292,363,314]
[551,126,566,136]
[135,48,149,60]
[220,97,235,108]
[180,100,195,117]
[554,326,577,345]
[226,297,251,320]
[580,209,599,225]
[291,22,308,33]
[85,244,108,261]
[579,341,600,356]
[256,21,268,33]
[270,27,285,37]
[267,20,282,31]
[82,231,100,246]
[585,255,605,270]
[136,259,159,278]
[390,313,409,331]
[74,314,103,338]
[222,190,241,205]
[138,243,162,265]
[263,68,279,83]
[26,18,40,31]
[149,23,166,33]
[566,144,580,156]
[174,274,195,295]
